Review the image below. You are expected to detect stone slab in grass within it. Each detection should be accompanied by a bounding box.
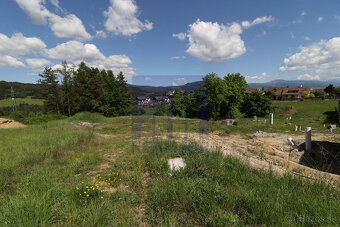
[168,157,186,172]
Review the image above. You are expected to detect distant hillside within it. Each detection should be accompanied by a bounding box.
[2,79,340,100]
[247,79,340,89]
[0,81,44,100]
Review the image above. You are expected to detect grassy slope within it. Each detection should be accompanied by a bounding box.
[0,101,339,226]
[0,96,44,107]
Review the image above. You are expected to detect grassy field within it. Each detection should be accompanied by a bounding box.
[0,96,44,107]
[0,100,339,226]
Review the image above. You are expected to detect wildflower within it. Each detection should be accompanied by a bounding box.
[80,194,82,196]
[76,187,79,190]
[101,197,104,199]
[84,192,87,194]
[86,194,89,197]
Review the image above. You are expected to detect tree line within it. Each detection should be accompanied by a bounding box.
[167,73,271,120]
[39,61,131,117]
[39,65,271,120]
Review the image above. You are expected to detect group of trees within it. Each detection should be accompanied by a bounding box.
[39,66,270,120]
[169,73,272,120]
[39,61,131,117]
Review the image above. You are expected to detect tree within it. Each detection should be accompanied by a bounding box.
[154,103,168,116]
[223,73,247,118]
[170,87,186,117]
[302,91,310,98]
[190,72,247,120]
[186,93,199,118]
[38,67,60,114]
[73,62,105,113]
[241,91,272,117]
[193,73,227,120]
[57,61,74,116]
[102,71,132,116]
[324,84,335,97]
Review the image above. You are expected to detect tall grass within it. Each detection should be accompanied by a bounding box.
[143,140,340,226]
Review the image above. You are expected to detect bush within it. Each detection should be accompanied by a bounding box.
[154,103,169,116]
[241,92,272,118]
[68,112,108,123]
[132,106,146,116]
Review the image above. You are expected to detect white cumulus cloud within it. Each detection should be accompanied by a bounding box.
[104,0,152,36]
[48,14,92,40]
[95,30,107,39]
[0,56,25,68]
[171,56,186,60]
[25,58,52,71]
[0,33,46,56]
[15,0,92,40]
[305,36,311,41]
[172,33,186,40]
[174,78,187,85]
[246,72,267,80]
[46,40,135,77]
[297,74,320,80]
[241,16,274,29]
[317,16,323,22]
[175,16,273,62]
[50,0,63,12]
[185,20,245,62]
[280,37,340,79]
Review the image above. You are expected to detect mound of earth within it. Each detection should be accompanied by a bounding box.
[0,118,25,129]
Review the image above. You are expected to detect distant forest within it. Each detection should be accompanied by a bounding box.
[0,79,167,100]
[0,81,44,100]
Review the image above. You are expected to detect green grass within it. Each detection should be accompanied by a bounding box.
[68,112,110,123]
[0,101,339,226]
[143,140,340,226]
[0,96,44,107]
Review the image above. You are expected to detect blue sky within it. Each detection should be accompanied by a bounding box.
[1,0,340,86]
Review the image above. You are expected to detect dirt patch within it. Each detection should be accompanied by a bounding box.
[0,118,25,129]
[279,106,296,115]
[172,132,340,184]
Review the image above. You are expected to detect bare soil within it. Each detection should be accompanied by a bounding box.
[171,131,340,185]
[0,118,25,129]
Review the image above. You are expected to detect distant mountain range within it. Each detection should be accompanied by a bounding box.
[247,79,340,89]
[2,79,340,99]
[131,79,340,94]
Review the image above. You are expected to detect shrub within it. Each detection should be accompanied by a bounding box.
[68,112,108,123]
[132,106,146,116]
[154,103,169,116]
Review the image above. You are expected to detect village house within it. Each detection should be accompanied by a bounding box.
[154,96,170,103]
[246,88,260,93]
[266,86,311,100]
[136,96,151,106]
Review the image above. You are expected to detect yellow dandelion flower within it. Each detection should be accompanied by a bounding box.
[76,187,79,190]
[86,186,88,188]
[84,192,87,194]
[86,194,89,197]
[80,194,82,196]
[101,197,104,199]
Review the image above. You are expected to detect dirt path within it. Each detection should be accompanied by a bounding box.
[171,132,340,185]
[0,118,25,129]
